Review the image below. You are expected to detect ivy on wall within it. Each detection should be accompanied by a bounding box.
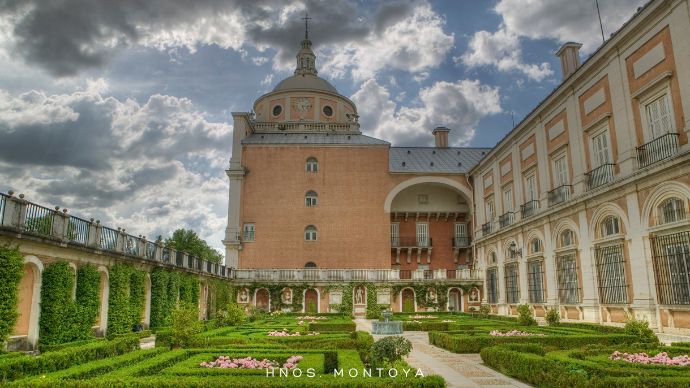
[207,279,234,319]
[107,264,145,336]
[0,245,24,343]
[239,283,310,312]
[149,268,200,328]
[391,283,480,310]
[39,262,101,345]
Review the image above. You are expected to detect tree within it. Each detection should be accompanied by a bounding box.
[165,228,223,264]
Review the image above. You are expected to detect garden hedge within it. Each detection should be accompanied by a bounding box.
[307,322,356,332]
[0,245,24,343]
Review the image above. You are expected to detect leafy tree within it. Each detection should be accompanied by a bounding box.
[371,336,412,366]
[170,302,202,348]
[165,228,223,264]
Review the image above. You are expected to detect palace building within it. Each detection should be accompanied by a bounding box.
[224,0,690,334]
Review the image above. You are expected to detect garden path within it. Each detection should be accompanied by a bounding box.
[354,319,530,388]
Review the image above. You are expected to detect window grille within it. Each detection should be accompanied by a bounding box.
[594,244,628,304]
[486,268,498,304]
[504,263,519,304]
[556,253,579,304]
[650,231,690,305]
[527,260,545,303]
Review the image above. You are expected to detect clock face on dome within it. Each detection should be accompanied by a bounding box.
[294,98,312,113]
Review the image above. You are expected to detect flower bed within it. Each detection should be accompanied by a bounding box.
[267,330,300,337]
[610,351,690,366]
[200,355,303,369]
[490,330,545,337]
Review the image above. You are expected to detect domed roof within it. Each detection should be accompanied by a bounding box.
[273,74,337,93]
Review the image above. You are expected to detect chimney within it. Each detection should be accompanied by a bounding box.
[432,126,450,148]
[555,42,582,80]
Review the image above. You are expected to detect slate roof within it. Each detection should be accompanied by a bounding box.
[242,133,390,145]
[389,147,491,173]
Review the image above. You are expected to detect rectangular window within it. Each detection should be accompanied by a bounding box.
[556,253,579,304]
[390,223,399,247]
[591,130,611,167]
[243,223,255,241]
[646,94,673,138]
[504,263,520,304]
[527,260,545,303]
[503,185,513,212]
[650,231,690,305]
[554,156,569,187]
[487,267,498,304]
[485,197,495,221]
[595,244,628,304]
[524,174,537,201]
[416,223,429,247]
[454,223,467,247]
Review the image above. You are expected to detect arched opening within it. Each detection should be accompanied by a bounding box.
[401,288,415,312]
[305,191,318,207]
[448,288,462,312]
[304,225,318,241]
[386,178,473,270]
[14,263,36,336]
[254,288,270,312]
[304,289,319,313]
[304,261,317,268]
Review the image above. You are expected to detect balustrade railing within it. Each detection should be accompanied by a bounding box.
[391,237,432,248]
[146,241,156,260]
[0,193,7,226]
[100,227,118,251]
[636,133,679,169]
[232,268,482,282]
[67,215,90,245]
[520,200,539,219]
[482,222,492,236]
[452,236,470,248]
[548,185,572,207]
[585,163,615,190]
[499,212,515,228]
[252,121,357,133]
[24,202,55,235]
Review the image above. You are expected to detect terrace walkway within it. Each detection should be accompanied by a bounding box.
[355,319,529,388]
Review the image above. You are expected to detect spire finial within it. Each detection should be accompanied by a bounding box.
[302,11,311,40]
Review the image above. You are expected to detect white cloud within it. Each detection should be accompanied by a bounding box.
[352,78,501,146]
[460,27,552,81]
[0,83,232,251]
[260,74,274,86]
[319,2,454,81]
[495,0,647,53]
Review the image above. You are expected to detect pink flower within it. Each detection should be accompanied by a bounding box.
[609,351,690,366]
[489,330,545,337]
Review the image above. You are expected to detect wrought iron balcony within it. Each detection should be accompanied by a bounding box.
[391,236,432,248]
[520,200,539,219]
[585,163,615,191]
[452,236,471,248]
[548,185,572,207]
[482,222,493,236]
[499,212,515,228]
[636,133,679,169]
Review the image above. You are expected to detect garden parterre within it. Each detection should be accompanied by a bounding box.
[1,313,444,387]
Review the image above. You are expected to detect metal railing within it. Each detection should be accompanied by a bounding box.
[0,193,7,225]
[100,227,118,251]
[636,133,680,169]
[146,241,157,260]
[391,237,432,248]
[482,222,492,236]
[252,121,357,133]
[24,202,55,235]
[67,216,90,245]
[499,212,515,228]
[650,231,690,305]
[585,163,615,191]
[452,236,470,248]
[548,185,572,207]
[520,200,539,219]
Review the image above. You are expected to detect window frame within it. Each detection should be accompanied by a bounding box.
[243,223,255,242]
[590,127,612,168]
[304,225,318,241]
[305,157,318,173]
[305,190,318,207]
[643,90,675,141]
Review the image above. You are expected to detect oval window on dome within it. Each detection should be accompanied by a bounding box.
[322,105,333,117]
[272,105,282,117]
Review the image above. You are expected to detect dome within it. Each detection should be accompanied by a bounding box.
[273,74,338,94]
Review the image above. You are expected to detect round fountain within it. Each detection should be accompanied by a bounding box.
[372,310,403,335]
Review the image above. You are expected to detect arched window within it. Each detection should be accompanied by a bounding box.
[489,251,497,264]
[305,191,318,207]
[600,216,621,237]
[304,262,317,268]
[530,238,543,254]
[304,225,318,241]
[560,229,575,248]
[658,198,686,224]
[306,157,318,172]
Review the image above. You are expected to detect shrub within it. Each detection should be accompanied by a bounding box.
[517,304,537,326]
[170,303,203,349]
[323,350,338,373]
[308,322,356,332]
[0,245,24,344]
[479,304,491,318]
[371,336,412,366]
[402,299,414,313]
[545,307,560,326]
[39,262,77,345]
[623,314,658,344]
[225,303,247,326]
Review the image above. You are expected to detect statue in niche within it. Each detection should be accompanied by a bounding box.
[282,288,292,304]
[238,288,248,303]
[355,286,365,305]
[469,287,479,302]
[427,288,437,303]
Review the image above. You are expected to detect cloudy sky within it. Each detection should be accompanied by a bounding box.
[0,0,647,253]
